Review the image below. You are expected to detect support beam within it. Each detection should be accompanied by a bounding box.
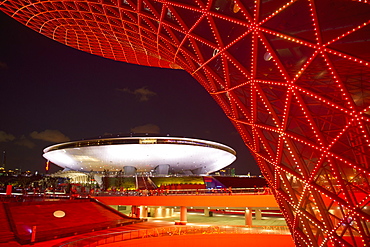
[140,206,148,218]
[155,207,163,218]
[131,205,140,217]
[204,208,210,216]
[180,206,187,224]
[155,164,169,175]
[245,208,253,226]
[255,208,262,220]
[124,166,136,175]
[192,167,207,174]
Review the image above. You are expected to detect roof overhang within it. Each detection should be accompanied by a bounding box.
[43,137,236,174]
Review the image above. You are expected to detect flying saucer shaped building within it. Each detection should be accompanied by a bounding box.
[43,136,236,175]
[3,0,370,245]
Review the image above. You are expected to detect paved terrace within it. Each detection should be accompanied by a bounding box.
[3,217,292,247]
[0,191,290,247]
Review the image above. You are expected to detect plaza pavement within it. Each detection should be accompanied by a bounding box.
[1,211,288,247]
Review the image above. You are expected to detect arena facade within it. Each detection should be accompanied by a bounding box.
[2,0,370,245]
[43,136,236,175]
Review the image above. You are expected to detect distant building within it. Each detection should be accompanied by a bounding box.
[218,168,236,176]
[1,151,5,170]
[43,136,236,176]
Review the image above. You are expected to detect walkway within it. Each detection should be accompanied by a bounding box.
[1,211,290,247]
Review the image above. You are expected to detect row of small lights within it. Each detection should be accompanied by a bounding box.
[9,0,370,69]
[276,170,336,246]
[244,102,369,177]
[5,0,370,245]
[262,149,368,245]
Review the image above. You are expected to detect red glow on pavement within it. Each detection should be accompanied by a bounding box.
[1,1,369,246]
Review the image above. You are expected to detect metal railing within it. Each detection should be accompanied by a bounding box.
[0,187,273,202]
[56,225,291,247]
[0,194,71,202]
[93,187,272,196]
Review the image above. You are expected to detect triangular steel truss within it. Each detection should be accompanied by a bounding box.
[1,0,369,246]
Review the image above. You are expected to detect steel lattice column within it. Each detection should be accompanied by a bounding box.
[1,0,370,246]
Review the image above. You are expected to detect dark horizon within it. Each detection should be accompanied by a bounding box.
[0,11,259,175]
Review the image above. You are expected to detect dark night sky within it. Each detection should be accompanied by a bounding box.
[0,11,259,175]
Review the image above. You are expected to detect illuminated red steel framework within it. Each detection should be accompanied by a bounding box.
[1,0,369,246]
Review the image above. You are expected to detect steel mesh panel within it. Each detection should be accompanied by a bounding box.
[1,0,370,246]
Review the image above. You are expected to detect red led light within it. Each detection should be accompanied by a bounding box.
[1,0,369,246]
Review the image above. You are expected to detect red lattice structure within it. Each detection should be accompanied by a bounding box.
[1,0,370,246]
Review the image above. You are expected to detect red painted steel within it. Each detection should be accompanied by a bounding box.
[1,0,369,246]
